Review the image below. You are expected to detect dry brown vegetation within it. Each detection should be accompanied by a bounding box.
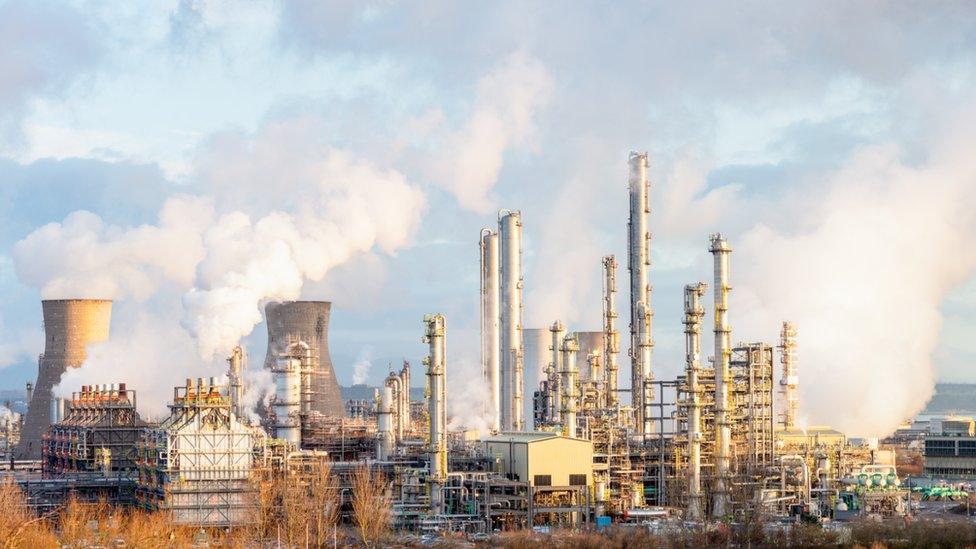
[351,463,392,547]
[243,458,342,547]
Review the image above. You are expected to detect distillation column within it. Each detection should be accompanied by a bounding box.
[499,211,525,431]
[683,282,707,521]
[549,321,565,424]
[559,335,579,439]
[603,255,620,409]
[710,234,732,517]
[480,229,501,432]
[779,321,799,430]
[399,361,411,435]
[385,372,403,442]
[228,346,245,419]
[423,314,448,514]
[628,152,653,438]
[377,386,395,460]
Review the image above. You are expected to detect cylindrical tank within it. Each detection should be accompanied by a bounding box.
[18,299,112,459]
[377,386,395,460]
[273,356,301,445]
[264,301,344,417]
[480,230,501,432]
[498,211,524,431]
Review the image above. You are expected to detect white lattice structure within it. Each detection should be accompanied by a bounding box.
[137,378,265,526]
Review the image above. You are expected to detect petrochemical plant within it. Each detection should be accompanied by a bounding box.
[2,152,921,539]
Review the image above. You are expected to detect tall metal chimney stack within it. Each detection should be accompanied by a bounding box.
[602,255,620,409]
[709,233,732,517]
[498,210,524,431]
[627,152,653,439]
[17,299,112,458]
[779,321,799,430]
[423,314,448,514]
[683,282,707,521]
[480,229,501,432]
[264,301,344,417]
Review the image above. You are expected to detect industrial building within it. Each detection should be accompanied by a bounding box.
[136,377,266,526]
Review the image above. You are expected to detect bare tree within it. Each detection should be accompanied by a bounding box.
[351,463,391,547]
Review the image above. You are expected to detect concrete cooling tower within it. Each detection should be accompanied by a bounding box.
[17,299,112,458]
[264,301,344,417]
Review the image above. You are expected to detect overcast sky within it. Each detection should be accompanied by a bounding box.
[1,1,975,435]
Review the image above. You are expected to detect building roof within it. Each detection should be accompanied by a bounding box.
[482,431,590,444]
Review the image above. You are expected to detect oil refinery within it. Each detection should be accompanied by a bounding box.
[0,150,947,547]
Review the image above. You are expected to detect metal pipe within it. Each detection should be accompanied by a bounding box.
[423,313,448,514]
[480,229,501,432]
[683,282,707,521]
[602,255,620,409]
[560,334,579,439]
[710,233,732,517]
[498,211,524,431]
[779,321,799,430]
[628,152,653,438]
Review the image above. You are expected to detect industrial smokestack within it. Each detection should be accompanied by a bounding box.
[480,229,501,432]
[628,152,653,439]
[709,233,732,517]
[264,301,344,417]
[779,321,799,430]
[559,334,579,439]
[423,314,448,514]
[602,255,620,409]
[498,211,524,431]
[683,282,707,521]
[18,299,112,459]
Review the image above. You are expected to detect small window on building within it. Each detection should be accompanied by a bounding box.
[534,475,551,486]
[569,474,587,486]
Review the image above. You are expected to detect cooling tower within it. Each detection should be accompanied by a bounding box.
[263,301,344,417]
[523,328,551,428]
[17,299,112,459]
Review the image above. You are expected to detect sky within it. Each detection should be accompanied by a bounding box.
[1,1,975,435]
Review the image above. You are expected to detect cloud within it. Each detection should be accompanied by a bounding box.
[0,1,103,143]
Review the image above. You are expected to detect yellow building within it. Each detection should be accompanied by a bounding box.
[483,432,593,488]
[777,425,847,449]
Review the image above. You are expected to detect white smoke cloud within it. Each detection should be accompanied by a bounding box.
[17,116,427,413]
[733,132,976,435]
[12,195,213,300]
[351,346,373,385]
[429,52,553,212]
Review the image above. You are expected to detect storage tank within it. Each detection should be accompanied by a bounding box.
[263,301,344,417]
[17,299,112,459]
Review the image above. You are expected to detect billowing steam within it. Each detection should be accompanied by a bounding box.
[734,139,976,436]
[351,346,373,385]
[15,117,427,416]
